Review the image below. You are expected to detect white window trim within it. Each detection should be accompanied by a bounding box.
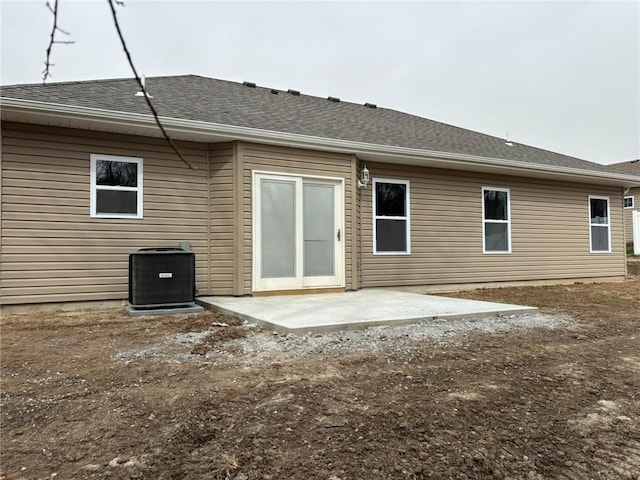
[90,154,143,219]
[372,178,411,255]
[589,195,611,254]
[624,196,634,209]
[482,186,512,254]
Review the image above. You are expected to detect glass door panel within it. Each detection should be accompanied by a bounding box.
[303,183,335,277]
[260,179,296,278]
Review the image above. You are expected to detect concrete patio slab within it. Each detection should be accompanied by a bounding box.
[197,289,538,334]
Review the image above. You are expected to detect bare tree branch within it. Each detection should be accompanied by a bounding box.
[43,0,75,83]
[107,0,198,171]
[54,25,71,36]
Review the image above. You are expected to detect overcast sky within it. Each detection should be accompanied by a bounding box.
[1,0,639,164]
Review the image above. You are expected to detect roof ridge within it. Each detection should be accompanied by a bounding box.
[180,76,392,112]
[0,73,203,89]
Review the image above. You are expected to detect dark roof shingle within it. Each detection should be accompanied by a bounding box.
[609,160,640,175]
[0,74,627,175]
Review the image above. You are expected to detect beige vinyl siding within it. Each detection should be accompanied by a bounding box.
[1,121,630,307]
[361,162,626,287]
[349,154,360,290]
[623,187,639,244]
[208,142,235,295]
[241,143,355,294]
[1,123,210,305]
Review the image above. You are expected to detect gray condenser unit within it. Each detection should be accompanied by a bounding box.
[129,247,196,308]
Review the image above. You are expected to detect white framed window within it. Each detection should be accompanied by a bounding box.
[482,187,511,254]
[373,178,410,254]
[589,195,610,253]
[90,154,143,218]
[624,196,634,209]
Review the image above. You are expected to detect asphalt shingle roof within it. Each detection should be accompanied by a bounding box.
[0,74,627,175]
[610,160,640,175]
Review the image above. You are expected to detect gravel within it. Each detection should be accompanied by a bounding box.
[114,312,576,365]
[222,312,574,362]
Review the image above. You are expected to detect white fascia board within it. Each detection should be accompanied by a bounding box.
[2,97,640,187]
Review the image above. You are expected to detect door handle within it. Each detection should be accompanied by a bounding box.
[337,228,341,241]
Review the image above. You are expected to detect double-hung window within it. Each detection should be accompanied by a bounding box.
[482,187,511,254]
[90,154,143,218]
[373,179,410,254]
[589,196,610,253]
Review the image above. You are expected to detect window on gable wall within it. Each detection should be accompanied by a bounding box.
[373,179,410,254]
[589,196,610,253]
[624,196,634,208]
[90,154,143,218]
[482,187,511,254]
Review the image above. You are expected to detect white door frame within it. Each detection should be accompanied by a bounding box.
[252,171,345,292]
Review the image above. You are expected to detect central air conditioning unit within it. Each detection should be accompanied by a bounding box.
[129,247,196,308]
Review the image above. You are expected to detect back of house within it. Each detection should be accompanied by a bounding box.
[1,75,639,311]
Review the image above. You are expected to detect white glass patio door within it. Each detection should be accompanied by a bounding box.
[253,173,344,291]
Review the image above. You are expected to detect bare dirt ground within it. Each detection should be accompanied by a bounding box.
[2,263,639,480]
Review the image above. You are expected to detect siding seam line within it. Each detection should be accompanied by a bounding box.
[350,154,358,290]
[206,143,212,295]
[233,141,245,295]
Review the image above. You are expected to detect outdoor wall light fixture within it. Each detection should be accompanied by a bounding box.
[357,165,370,188]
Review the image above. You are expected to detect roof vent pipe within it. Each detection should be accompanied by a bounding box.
[135,75,152,98]
[328,96,340,103]
[504,130,514,147]
[287,89,300,96]
[364,103,377,108]
[243,81,256,88]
